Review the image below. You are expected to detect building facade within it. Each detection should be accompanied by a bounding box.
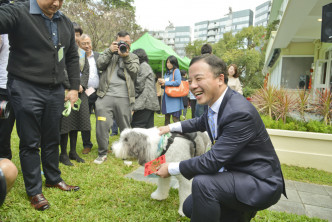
[255,1,271,27]
[194,9,254,43]
[149,23,191,58]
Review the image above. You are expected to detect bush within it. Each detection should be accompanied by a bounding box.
[261,115,332,134]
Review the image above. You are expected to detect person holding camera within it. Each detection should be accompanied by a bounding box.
[94,31,139,164]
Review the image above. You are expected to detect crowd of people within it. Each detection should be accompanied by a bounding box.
[0,0,286,221]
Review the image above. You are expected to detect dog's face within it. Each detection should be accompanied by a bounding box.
[112,128,150,165]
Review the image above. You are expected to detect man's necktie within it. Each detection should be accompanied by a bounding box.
[208,107,216,139]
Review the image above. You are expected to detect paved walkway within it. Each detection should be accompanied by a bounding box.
[126,166,332,221]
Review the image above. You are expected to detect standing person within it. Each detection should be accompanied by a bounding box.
[156,54,286,221]
[59,24,90,166]
[79,34,101,155]
[155,72,162,114]
[94,31,139,164]
[131,48,160,128]
[180,70,189,120]
[0,0,80,211]
[158,56,184,125]
[0,34,15,160]
[194,43,212,118]
[228,64,243,95]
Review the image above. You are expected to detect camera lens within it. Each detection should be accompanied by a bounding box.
[119,44,127,53]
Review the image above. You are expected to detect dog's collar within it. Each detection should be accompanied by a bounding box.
[157,133,171,156]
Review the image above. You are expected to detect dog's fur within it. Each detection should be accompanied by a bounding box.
[112,127,210,216]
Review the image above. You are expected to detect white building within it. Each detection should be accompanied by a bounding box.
[149,23,191,58]
[255,1,271,27]
[194,9,254,43]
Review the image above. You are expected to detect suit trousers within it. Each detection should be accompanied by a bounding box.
[95,95,131,156]
[0,89,15,159]
[183,172,258,222]
[7,77,63,196]
[81,91,98,149]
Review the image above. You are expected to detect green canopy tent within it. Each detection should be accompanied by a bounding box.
[130,32,190,76]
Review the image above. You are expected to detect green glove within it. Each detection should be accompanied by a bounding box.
[62,98,81,117]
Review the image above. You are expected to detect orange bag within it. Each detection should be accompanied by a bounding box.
[165,69,189,98]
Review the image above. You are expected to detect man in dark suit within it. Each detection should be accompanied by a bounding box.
[79,34,101,154]
[156,54,286,221]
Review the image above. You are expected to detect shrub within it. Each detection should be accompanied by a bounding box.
[313,89,332,125]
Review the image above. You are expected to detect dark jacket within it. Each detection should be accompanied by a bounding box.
[0,2,80,90]
[179,88,286,209]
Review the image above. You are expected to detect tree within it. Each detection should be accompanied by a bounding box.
[101,0,135,12]
[61,0,144,52]
[213,26,266,91]
[185,40,205,58]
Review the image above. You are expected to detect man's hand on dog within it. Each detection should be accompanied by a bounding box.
[158,126,170,135]
[155,163,171,178]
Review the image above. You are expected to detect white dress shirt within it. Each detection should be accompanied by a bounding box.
[168,87,229,175]
[87,51,99,89]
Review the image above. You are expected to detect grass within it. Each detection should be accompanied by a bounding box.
[0,110,330,221]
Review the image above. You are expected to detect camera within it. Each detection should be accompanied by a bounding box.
[117,40,129,54]
[0,100,10,119]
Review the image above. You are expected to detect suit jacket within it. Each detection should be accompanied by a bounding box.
[180,88,286,209]
[93,51,101,76]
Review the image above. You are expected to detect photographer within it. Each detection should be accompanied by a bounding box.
[94,31,139,164]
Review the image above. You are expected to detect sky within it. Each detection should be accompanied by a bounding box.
[133,0,269,31]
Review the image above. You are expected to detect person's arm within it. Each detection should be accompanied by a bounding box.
[236,78,243,95]
[0,4,19,35]
[80,55,89,90]
[96,48,113,71]
[180,111,257,180]
[64,22,80,107]
[123,53,139,80]
[165,69,181,87]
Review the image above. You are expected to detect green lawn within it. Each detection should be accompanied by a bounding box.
[0,111,330,221]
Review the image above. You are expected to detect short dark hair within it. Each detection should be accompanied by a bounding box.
[72,22,83,35]
[166,55,179,71]
[228,64,240,78]
[201,44,212,55]
[117,31,130,38]
[190,54,228,84]
[132,48,149,64]
[180,70,187,77]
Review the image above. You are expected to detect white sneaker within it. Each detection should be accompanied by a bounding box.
[94,155,107,164]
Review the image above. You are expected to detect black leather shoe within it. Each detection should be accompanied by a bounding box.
[29,194,50,211]
[69,153,85,163]
[59,154,74,166]
[45,181,79,191]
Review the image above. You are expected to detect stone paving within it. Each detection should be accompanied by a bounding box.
[126,166,332,221]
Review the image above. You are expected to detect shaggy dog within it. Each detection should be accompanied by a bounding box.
[112,127,210,216]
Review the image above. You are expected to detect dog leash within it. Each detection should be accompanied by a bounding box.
[157,133,171,156]
[62,98,81,117]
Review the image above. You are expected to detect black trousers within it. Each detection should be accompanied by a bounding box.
[0,89,15,159]
[131,109,155,128]
[183,172,258,222]
[81,91,98,149]
[7,77,63,196]
[190,99,196,119]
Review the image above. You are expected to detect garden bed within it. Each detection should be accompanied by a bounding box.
[267,129,332,172]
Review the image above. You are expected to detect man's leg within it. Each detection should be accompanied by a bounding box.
[185,172,258,222]
[113,97,131,133]
[131,109,154,128]
[95,95,114,157]
[39,85,64,185]
[0,91,15,160]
